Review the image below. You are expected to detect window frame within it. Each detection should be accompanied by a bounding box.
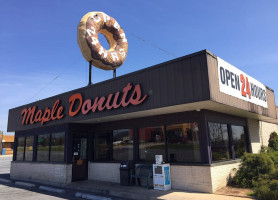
[15,132,65,163]
[208,121,250,163]
[50,132,66,162]
[231,124,249,159]
[37,132,65,163]
[166,122,202,164]
[36,133,51,162]
[15,136,26,161]
[137,125,166,163]
[112,129,134,161]
[208,122,231,162]
[93,131,112,161]
[92,121,202,164]
[24,136,34,161]
[15,136,34,162]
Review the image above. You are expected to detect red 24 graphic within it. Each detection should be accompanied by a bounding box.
[240,74,251,99]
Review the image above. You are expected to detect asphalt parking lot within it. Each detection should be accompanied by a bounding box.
[0,155,11,177]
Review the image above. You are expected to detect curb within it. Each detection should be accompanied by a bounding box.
[15,181,36,188]
[0,178,12,183]
[39,185,65,194]
[214,193,256,199]
[9,177,163,200]
[66,184,155,200]
[75,192,112,200]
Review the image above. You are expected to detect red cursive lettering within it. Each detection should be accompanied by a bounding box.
[21,83,147,126]
[21,100,64,125]
[21,106,36,125]
[73,82,148,116]
[69,93,82,117]
[121,83,132,107]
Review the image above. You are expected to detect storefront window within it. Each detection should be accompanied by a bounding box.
[37,134,50,162]
[25,136,34,161]
[232,125,247,158]
[209,122,230,162]
[50,132,65,162]
[16,137,25,161]
[94,132,111,161]
[139,126,165,162]
[166,123,201,163]
[113,129,133,161]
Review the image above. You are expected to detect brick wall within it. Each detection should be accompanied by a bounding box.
[170,162,240,193]
[260,121,278,147]
[247,119,278,152]
[171,165,213,193]
[10,162,72,185]
[88,163,239,193]
[88,162,120,183]
[10,161,241,193]
[247,118,261,153]
[210,162,240,192]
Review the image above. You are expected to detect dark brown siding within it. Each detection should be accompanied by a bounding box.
[8,49,277,132]
[91,110,202,131]
[263,107,278,125]
[8,50,210,132]
[207,52,277,119]
[205,110,247,126]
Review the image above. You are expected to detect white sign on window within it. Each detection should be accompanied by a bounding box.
[217,57,268,108]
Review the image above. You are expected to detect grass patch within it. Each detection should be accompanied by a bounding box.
[247,192,256,196]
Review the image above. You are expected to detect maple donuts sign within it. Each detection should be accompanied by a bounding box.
[217,57,268,108]
[21,83,147,126]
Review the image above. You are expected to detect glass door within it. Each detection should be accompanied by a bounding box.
[72,133,88,181]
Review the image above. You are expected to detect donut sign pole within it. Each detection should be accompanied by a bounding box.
[77,12,128,85]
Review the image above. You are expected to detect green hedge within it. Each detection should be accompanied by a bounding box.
[269,132,278,151]
[254,170,278,200]
[268,151,278,167]
[232,131,278,200]
[233,153,274,188]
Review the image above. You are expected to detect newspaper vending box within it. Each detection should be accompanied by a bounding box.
[153,163,171,191]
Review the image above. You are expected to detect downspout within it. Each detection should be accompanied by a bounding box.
[260,121,264,147]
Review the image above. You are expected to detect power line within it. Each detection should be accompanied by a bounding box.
[26,30,177,104]
[127,31,178,58]
[26,57,81,103]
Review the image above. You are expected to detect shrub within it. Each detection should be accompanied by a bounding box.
[233,153,275,188]
[260,145,268,153]
[254,178,271,200]
[268,151,278,167]
[268,132,278,151]
[254,173,278,200]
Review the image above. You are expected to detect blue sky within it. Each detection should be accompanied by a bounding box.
[1,0,278,135]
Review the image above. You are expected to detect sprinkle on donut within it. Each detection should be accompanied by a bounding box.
[77,12,128,70]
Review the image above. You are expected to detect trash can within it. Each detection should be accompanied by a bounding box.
[120,160,135,186]
[2,148,6,155]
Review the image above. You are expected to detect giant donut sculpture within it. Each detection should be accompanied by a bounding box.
[77,12,128,70]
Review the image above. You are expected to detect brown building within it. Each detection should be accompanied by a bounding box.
[2,135,15,155]
[7,50,278,193]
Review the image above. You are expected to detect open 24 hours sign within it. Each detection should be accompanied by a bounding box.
[217,57,268,108]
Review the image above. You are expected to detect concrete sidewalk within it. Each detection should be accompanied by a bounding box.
[0,155,12,157]
[67,180,254,200]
